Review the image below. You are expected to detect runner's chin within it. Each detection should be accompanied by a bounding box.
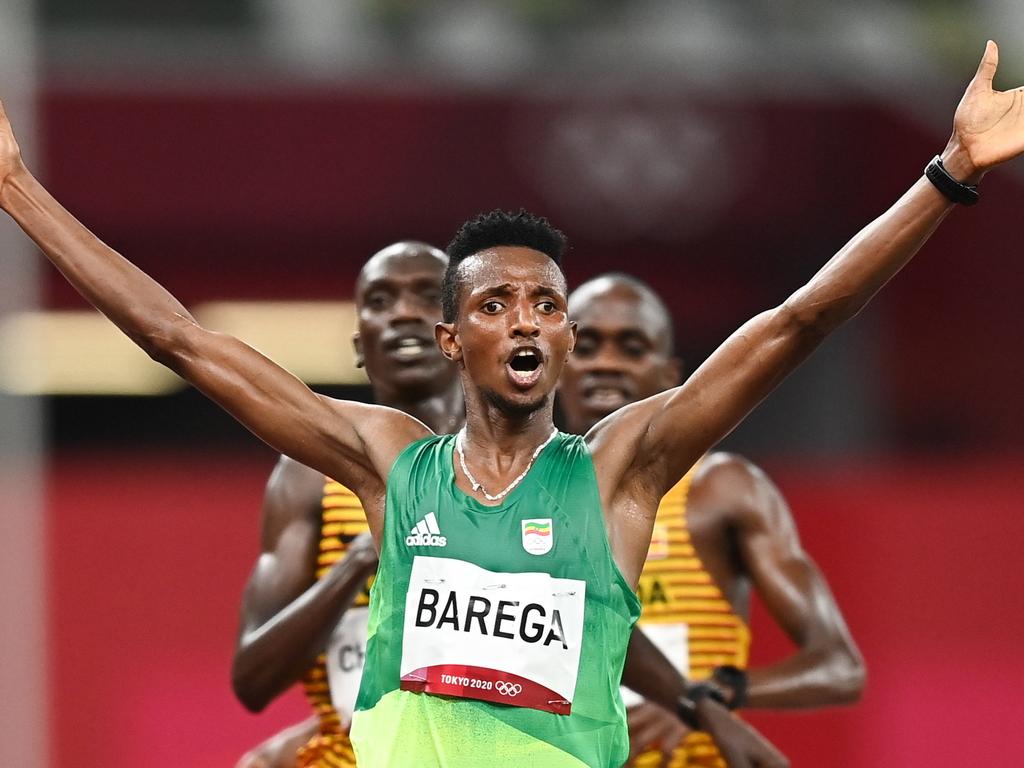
[482,384,550,418]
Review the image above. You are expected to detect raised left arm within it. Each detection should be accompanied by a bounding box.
[593,41,1024,518]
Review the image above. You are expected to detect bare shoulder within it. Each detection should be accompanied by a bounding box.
[267,455,328,511]
[692,451,768,490]
[341,398,432,433]
[693,451,796,536]
[692,452,775,513]
[337,400,433,459]
[584,399,660,497]
[258,455,327,547]
[310,398,433,499]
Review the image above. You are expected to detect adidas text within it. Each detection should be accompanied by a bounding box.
[406,532,448,547]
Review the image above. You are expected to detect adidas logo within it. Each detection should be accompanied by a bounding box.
[405,512,447,547]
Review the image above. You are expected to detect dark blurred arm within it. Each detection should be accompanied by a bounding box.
[235,716,320,768]
[621,626,689,709]
[231,457,377,712]
[622,629,694,765]
[721,455,866,708]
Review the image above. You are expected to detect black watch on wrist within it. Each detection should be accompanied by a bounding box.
[676,676,739,728]
[924,155,980,206]
[711,665,749,710]
[687,681,729,707]
[675,695,701,730]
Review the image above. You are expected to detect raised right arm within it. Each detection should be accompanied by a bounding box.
[591,42,1024,586]
[0,101,428,500]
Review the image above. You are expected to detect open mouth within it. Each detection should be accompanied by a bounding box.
[506,347,544,388]
[581,378,633,410]
[584,387,628,408]
[385,334,433,361]
[394,337,427,358]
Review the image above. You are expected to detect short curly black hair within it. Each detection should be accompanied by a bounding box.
[442,209,568,323]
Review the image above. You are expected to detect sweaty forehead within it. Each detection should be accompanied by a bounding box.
[458,246,567,296]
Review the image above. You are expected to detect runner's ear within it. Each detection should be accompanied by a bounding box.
[352,331,365,369]
[435,321,462,362]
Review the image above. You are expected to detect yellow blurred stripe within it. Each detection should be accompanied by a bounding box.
[0,301,368,394]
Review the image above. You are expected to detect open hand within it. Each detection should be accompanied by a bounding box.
[694,698,788,768]
[0,100,25,194]
[949,41,1024,179]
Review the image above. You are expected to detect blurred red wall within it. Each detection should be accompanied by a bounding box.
[38,87,1024,450]
[46,450,1024,767]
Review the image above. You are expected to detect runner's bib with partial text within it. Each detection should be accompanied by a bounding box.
[400,556,585,714]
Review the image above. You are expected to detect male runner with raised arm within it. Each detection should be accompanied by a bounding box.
[232,248,694,768]
[232,242,464,768]
[1,42,1019,767]
[560,274,866,767]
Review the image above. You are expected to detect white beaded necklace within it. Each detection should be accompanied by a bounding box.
[456,426,558,502]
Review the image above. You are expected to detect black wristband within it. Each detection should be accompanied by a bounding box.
[675,695,701,730]
[711,665,749,710]
[924,155,979,206]
[687,681,729,707]
[677,680,732,728]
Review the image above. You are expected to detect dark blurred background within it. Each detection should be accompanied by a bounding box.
[1,2,1022,767]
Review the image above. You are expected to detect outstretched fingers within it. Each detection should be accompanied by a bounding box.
[970,40,999,92]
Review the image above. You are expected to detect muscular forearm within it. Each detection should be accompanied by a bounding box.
[745,646,865,709]
[0,167,405,493]
[0,166,197,354]
[636,155,966,492]
[694,698,790,768]
[782,149,971,336]
[232,551,376,712]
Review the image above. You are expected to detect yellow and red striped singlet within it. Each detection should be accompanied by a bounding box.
[295,480,370,768]
[632,463,751,768]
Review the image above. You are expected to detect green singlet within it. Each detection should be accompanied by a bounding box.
[350,433,641,767]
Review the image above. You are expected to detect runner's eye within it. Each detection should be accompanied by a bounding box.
[365,292,391,311]
[482,301,504,314]
[537,301,557,314]
[572,337,597,358]
[622,341,649,358]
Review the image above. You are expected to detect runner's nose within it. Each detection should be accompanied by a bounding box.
[390,291,427,326]
[585,340,627,373]
[509,302,541,338]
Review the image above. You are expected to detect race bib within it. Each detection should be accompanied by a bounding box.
[620,623,689,709]
[400,555,586,715]
[326,606,370,725]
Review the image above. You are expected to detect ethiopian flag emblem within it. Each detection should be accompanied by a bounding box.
[521,518,553,555]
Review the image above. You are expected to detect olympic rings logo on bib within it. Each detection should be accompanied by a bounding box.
[495,681,522,697]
